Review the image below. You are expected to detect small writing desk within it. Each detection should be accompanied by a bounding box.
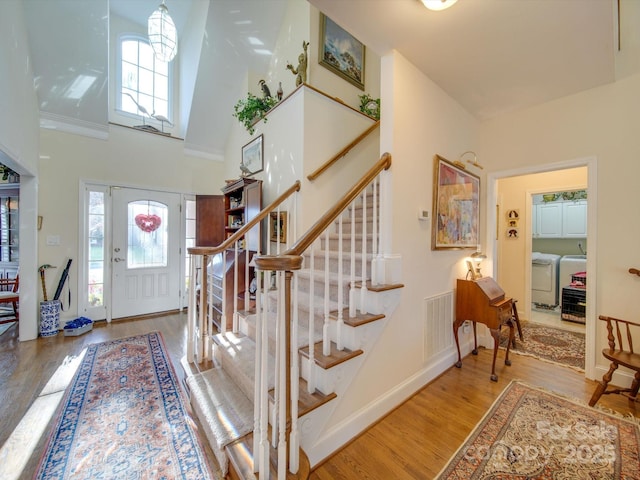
[454,277,517,381]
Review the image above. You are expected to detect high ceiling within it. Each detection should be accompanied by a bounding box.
[22,0,618,158]
[310,0,616,120]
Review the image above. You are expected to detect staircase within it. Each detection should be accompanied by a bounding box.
[186,154,400,479]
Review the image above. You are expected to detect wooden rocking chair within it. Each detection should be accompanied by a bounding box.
[589,315,640,406]
[0,274,19,324]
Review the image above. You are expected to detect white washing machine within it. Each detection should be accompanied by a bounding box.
[532,252,561,307]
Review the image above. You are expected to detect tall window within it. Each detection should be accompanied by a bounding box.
[86,188,106,309]
[119,36,170,122]
[184,197,196,300]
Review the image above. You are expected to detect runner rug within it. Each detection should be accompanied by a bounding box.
[435,381,640,479]
[500,321,585,370]
[35,332,218,479]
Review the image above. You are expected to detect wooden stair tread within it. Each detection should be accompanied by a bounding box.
[266,377,337,418]
[226,432,311,480]
[299,341,363,369]
[330,308,385,327]
[356,280,405,292]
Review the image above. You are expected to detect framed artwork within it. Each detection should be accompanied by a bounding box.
[270,211,287,243]
[431,154,480,250]
[506,227,519,239]
[241,134,263,175]
[319,13,365,90]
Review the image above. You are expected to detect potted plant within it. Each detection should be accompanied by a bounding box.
[358,93,380,120]
[233,93,278,135]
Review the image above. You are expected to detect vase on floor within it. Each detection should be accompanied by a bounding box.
[40,300,61,337]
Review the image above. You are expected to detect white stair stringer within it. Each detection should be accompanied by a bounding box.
[296,288,401,461]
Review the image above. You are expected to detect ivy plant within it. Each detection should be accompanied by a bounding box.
[358,93,380,120]
[233,93,278,135]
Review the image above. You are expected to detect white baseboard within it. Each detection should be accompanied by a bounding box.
[306,344,468,467]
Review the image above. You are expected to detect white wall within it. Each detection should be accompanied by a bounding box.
[37,125,226,330]
[478,72,640,381]
[222,0,382,229]
[0,0,41,340]
[318,50,479,438]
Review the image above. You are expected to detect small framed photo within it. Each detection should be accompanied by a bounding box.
[270,211,287,243]
[319,13,365,90]
[241,134,263,176]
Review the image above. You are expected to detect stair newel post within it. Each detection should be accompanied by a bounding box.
[289,269,300,473]
[272,271,281,448]
[349,201,357,318]
[323,229,331,356]
[336,213,344,351]
[277,270,288,479]
[257,267,270,478]
[360,187,368,314]
[255,254,303,478]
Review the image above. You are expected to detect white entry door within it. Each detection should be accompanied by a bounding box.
[111,188,181,318]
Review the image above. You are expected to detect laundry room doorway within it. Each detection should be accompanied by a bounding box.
[488,158,597,379]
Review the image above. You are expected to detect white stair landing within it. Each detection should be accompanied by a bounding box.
[186,367,254,475]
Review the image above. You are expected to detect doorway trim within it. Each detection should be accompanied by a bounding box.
[487,156,597,380]
[78,179,190,323]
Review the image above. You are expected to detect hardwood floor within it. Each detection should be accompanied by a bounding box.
[310,350,638,480]
[1,314,637,480]
[0,312,222,480]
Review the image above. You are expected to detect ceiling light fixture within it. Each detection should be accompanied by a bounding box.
[421,0,458,11]
[148,0,178,62]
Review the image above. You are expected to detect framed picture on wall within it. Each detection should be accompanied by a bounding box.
[431,154,480,250]
[241,134,263,176]
[319,13,365,90]
[270,211,287,243]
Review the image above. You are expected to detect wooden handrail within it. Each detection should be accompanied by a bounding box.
[307,120,380,181]
[188,180,301,256]
[255,152,391,270]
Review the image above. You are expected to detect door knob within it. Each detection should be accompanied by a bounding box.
[114,257,125,262]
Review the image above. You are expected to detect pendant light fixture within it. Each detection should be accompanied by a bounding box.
[421,0,458,11]
[148,0,178,62]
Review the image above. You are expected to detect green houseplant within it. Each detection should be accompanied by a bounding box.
[233,93,278,135]
[358,93,380,120]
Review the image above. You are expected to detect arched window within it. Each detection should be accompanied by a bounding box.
[118,35,171,124]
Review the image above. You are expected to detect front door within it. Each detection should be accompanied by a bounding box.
[111,187,181,318]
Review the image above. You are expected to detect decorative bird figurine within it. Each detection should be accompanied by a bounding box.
[259,79,271,99]
[277,82,283,101]
[151,111,173,133]
[239,162,252,177]
[123,92,150,125]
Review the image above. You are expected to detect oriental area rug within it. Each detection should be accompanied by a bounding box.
[35,332,218,480]
[500,321,585,370]
[435,381,640,479]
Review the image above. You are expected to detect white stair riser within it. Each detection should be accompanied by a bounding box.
[320,235,375,252]
[302,253,372,277]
